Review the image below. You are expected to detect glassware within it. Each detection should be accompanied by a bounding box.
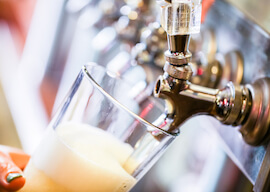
[19,63,177,192]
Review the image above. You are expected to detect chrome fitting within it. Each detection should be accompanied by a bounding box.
[163,62,193,80]
[215,82,249,125]
[164,50,192,65]
[239,78,270,145]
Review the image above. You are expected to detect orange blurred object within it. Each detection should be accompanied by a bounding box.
[0,0,36,54]
[0,145,30,171]
[9,152,30,171]
[201,0,215,23]
[0,145,30,192]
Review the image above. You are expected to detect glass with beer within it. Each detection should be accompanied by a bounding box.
[19,63,177,192]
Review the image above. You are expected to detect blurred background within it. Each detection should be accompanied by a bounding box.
[1,0,270,191]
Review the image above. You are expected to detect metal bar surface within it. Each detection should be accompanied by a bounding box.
[203,0,270,186]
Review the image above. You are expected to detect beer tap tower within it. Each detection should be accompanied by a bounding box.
[153,0,270,146]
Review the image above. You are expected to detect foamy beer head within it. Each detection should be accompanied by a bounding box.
[21,122,137,192]
[20,64,177,191]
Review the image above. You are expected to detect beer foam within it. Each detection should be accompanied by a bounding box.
[20,122,137,192]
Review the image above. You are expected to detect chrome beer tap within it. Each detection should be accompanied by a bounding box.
[133,22,167,68]
[153,0,270,146]
[93,0,157,66]
[133,13,243,91]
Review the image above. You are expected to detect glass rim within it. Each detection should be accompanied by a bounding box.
[82,63,178,137]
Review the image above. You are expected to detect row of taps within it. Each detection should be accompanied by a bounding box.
[48,0,270,146]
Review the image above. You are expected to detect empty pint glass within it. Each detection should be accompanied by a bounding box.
[20,63,177,192]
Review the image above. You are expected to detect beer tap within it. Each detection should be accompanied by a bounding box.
[133,12,243,91]
[92,0,157,66]
[153,0,270,146]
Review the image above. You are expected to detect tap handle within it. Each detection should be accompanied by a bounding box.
[156,0,202,35]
